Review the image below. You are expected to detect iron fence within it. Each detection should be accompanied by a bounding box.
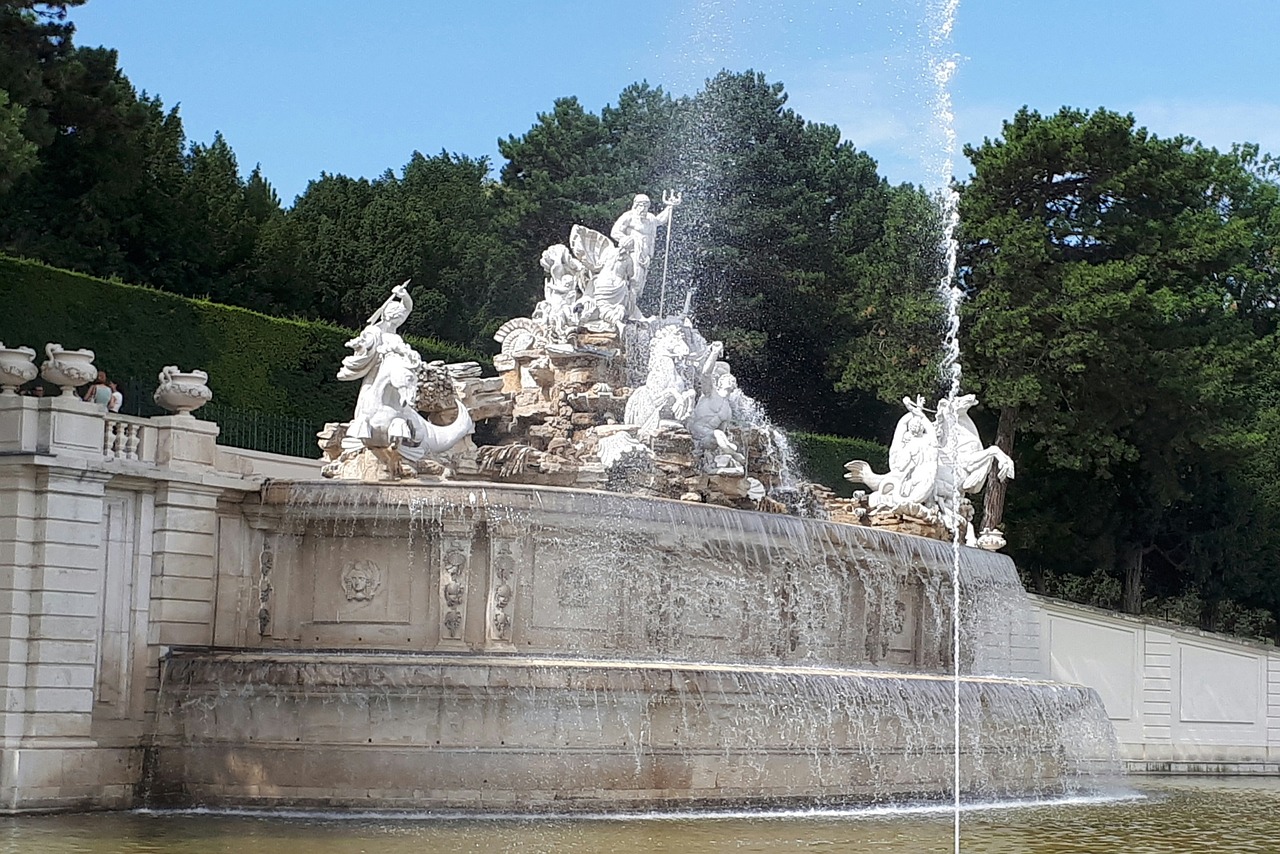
[117,377,322,458]
[197,404,322,459]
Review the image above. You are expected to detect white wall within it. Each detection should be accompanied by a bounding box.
[1030,595,1280,773]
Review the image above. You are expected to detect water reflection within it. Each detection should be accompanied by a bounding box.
[2,779,1277,853]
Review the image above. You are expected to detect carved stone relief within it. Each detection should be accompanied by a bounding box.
[488,539,517,642]
[257,547,273,637]
[341,559,383,602]
[438,539,470,641]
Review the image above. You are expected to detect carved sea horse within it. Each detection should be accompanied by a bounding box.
[623,324,694,438]
[332,282,475,479]
[935,394,1015,493]
[845,396,939,512]
[932,395,1014,543]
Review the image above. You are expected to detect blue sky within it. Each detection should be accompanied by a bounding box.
[70,0,1280,205]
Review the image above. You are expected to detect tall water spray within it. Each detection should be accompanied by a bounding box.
[926,0,964,849]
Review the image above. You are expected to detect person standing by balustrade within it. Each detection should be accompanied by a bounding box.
[83,370,111,406]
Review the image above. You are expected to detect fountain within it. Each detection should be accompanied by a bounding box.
[144,196,1119,812]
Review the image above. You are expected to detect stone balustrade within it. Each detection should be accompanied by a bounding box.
[0,388,316,813]
[103,414,152,463]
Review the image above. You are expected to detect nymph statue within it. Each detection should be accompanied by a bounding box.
[689,371,746,474]
[333,281,474,477]
[534,244,584,344]
[569,225,634,335]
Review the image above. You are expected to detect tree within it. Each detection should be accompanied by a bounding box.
[0,46,192,281]
[831,183,947,437]
[659,71,894,431]
[286,152,522,349]
[496,95,623,266]
[957,107,1273,611]
[0,1,84,153]
[0,89,36,190]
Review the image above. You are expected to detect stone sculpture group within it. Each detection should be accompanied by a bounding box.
[841,394,1014,548]
[321,192,1014,547]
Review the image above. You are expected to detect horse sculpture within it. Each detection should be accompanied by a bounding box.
[845,394,1013,545]
[623,324,694,438]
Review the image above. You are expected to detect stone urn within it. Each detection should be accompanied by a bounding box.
[0,343,38,395]
[40,343,97,394]
[153,366,213,416]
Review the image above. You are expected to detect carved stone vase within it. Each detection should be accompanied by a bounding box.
[40,343,97,394]
[154,366,213,415]
[0,343,38,395]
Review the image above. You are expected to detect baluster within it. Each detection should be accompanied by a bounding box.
[103,421,114,460]
[125,423,141,461]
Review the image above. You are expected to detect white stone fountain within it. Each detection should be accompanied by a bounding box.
[144,198,1118,812]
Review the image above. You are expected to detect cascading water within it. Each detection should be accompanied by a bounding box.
[147,479,1119,812]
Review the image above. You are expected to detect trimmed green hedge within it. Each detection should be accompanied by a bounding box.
[789,432,888,496]
[0,255,486,423]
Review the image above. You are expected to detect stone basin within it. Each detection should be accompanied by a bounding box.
[150,649,1115,811]
[146,480,1117,810]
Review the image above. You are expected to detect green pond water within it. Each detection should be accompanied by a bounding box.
[2,779,1277,853]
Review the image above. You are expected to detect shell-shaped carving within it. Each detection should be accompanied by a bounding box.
[493,318,546,354]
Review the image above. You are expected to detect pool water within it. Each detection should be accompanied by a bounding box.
[2,778,1277,853]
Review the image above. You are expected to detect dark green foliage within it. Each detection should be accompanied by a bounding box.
[957,107,1280,620]
[284,152,525,351]
[789,432,888,497]
[0,255,484,422]
[0,89,36,191]
[665,72,894,433]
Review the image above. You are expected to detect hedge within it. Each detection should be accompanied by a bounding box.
[788,432,889,496]
[0,255,486,424]
[1,255,888,481]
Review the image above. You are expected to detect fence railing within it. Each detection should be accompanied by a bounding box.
[116,377,323,458]
[197,404,323,459]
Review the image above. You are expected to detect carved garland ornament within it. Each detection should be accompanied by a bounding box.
[489,543,516,641]
[441,546,468,638]
[257,547,274,636]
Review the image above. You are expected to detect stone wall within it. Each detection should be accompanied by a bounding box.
[0,394,283,811]
[1028,595,1280,773]
[226,481,1021,673]
[2,390,1278,811]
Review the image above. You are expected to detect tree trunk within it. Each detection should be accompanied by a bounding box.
[1121,545,1144,615]
[981,405,1018,531]
[1199,597,1220,633]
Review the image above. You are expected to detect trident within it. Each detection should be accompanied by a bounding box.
[658,189,682,318]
